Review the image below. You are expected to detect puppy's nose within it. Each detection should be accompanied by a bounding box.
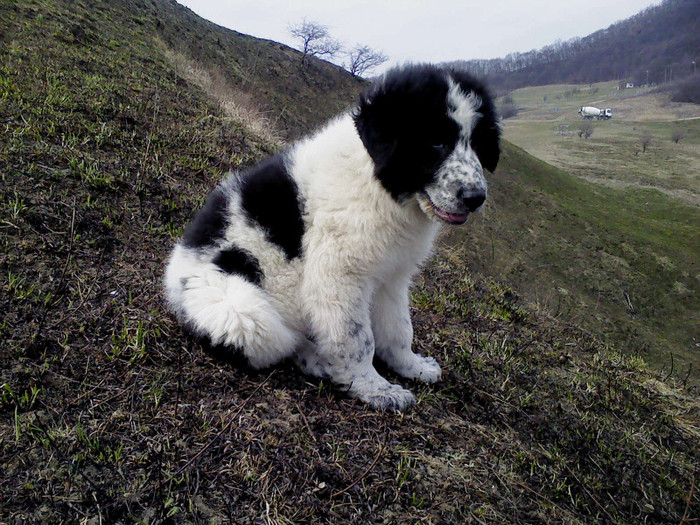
[462,191,486,212]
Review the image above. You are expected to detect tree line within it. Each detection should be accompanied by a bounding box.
[450,0,699,92]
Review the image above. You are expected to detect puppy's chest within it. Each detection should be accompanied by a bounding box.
[302,204,437,272]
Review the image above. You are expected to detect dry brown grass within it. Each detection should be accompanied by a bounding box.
[161,42,284,146]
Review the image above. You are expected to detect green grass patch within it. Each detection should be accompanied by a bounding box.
[458,142,699,381]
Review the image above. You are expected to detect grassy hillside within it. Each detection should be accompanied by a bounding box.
[459,142,699,383]
[1,0,699,523]
[148,0,366,139]
[493,83,700,382]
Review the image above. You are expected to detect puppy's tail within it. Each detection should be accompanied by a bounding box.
[164,246,299,368]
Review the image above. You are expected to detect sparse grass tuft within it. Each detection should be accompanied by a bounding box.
[161,43,283,146]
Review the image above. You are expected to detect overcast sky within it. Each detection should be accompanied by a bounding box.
[176,0,659,74]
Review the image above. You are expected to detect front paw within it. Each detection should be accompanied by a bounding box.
[412,355,442,383]
[350,377,416,411]
[390,354,442,383]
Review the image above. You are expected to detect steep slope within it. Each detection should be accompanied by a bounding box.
[147,0,366,138]
[1,0,364,140]
[1,1,699,523]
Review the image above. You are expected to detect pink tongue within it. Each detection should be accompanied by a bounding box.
[436,208,468,225]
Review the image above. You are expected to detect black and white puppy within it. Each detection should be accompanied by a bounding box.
[165,64,500,410]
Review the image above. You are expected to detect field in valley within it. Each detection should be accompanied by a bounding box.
[485,82,700,382]
[502,81,700,204]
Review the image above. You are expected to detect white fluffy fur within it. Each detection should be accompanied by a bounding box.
[164,245,301,368]
[165,78,491,411]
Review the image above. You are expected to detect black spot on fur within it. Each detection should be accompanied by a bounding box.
[349,320,363,338]
[213,246,263,284]
[239,154,304,260]
[357,339,374,363]
[182,189,228,248]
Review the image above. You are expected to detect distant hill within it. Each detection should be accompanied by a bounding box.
[453,0,700,91]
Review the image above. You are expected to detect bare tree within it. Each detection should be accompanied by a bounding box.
[578,122,593,139]
[640,132,652,152]
[347,45,388,77]
[289,19,341,65]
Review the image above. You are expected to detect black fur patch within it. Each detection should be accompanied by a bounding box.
[182,189,229,249]
[354,65,500,200]
[213,246,263,284]
[239,154,304,260]
[354,65,459,200]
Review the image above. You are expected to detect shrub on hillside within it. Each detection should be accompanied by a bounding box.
[499,94,518,119]
[578,122,593,139]
[671,76,700,104]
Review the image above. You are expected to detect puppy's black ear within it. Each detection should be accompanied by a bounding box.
[471,117,501,173]
[353,65,455,201]
[353,99,397,172]
[353,86,402,173]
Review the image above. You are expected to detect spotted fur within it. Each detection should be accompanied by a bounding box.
[164,64,500,410]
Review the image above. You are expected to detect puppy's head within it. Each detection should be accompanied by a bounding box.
[354,64,500,224]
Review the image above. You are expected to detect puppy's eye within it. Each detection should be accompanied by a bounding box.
[432,144,448,153]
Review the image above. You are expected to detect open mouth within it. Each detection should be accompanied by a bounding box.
[422,196,469,225]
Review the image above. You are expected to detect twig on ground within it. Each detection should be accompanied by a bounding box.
[295,402,319,444]
[155,371,275,490]
[332,429,388,498]
[680,469,697,525]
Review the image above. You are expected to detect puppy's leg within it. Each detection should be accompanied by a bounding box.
[297,274,415,411]
[371,274,441,383]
